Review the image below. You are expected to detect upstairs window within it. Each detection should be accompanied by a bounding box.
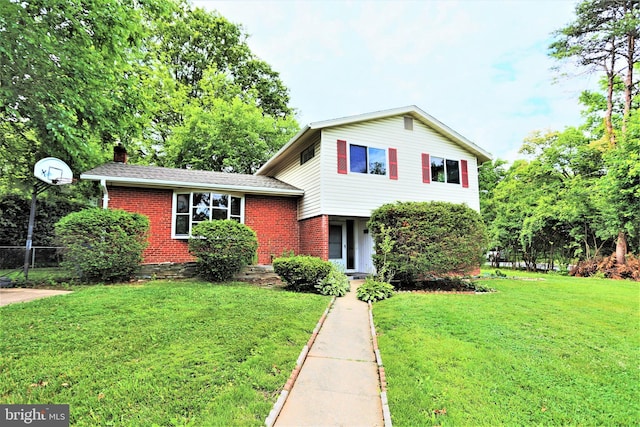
[300,144,315,165]
[174,192,242,237]
[430,157,461,184]
[350,144,386,175]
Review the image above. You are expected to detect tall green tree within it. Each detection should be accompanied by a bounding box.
[489,127,611,269]
[478,159,507,237]
[550,0,639,142]
[550,0,639,264]
[0,0,174,183]
[133,3,297,168]
[154,4,292,118]
[164,71,297,174]
[596,109,640,260]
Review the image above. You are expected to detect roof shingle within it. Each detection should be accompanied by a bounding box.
[81,163,303,195]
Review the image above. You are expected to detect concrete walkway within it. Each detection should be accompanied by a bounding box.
[0,288,72,306]
[273,281,385,427]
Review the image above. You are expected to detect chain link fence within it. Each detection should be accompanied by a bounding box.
[0,246,65,269]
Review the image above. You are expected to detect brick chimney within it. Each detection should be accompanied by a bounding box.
[114,143,127,163]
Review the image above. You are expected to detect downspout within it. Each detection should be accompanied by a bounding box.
[100,178,109,209]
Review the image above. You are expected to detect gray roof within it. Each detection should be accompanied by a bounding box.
[81,163,303,196]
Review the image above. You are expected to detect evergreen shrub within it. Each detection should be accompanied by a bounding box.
[55,208,149,283]
[272,255,332,292]
[189,220,258,282]
[369,201,487,287]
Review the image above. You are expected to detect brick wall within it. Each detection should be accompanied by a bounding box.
[108,187,303,265]
[244,195,300,264]
[107,186,193,264]
[299,215,329,260]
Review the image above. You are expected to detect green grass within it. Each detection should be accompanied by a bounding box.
[0,280,329,426]
[374,272,640,426]
[1,267,74,287]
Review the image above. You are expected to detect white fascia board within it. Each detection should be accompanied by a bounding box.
[80,174,304,197]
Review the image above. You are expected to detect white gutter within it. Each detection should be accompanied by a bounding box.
[100,178,109,209]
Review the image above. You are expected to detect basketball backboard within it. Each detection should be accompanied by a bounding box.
[34,157,73,185]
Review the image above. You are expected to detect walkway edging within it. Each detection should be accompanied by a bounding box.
[369,301,393,427]
[265,296,336,427]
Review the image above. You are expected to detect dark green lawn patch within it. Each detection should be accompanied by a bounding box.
[0,267,75,289]
[0,280,329,426]
[373,273,639,426]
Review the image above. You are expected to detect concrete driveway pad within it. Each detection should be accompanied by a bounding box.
[0,288,72,306]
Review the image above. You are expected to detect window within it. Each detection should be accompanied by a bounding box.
[300,144,315,165]
[446,159,460,184]
[431,157,445,182]
[430,156,461,184]
[349,144,386,175]
[174,192,242,237]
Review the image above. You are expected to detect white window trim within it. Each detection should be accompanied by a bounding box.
[172,191,245,239]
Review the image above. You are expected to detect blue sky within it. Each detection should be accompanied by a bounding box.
[193,0,596,162]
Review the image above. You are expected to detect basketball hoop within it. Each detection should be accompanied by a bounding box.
[34,157,73,186]
[24,158,74,280]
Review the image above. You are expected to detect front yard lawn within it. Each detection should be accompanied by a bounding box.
[0,280,329,426]
[374,272,639,426]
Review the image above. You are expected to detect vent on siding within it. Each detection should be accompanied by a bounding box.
[404,116,413,130]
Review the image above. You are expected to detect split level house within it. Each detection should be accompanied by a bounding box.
[81,106,492,274]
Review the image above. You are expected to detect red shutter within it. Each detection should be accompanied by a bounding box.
[421,153,431,183]
[461,159,469,188]
[337,140,347,174]
[389,148,398,180]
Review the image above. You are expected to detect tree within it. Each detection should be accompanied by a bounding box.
[153,4,292,118]
[550,0,640,264]
[478,159,508,229]
[131,3,298,170]
[0,0,174,180]
[163,71,298,174]
[550,0,639,142]
[596,109,640,261]
[488,127,611,269]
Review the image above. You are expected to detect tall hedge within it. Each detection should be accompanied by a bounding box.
[368,201,487,285]
[55,208,149,283]
[188,220,258,282]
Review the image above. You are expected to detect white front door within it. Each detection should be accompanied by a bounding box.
[329,222,346,270]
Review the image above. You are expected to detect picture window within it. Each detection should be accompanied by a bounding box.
[174,192,242,237]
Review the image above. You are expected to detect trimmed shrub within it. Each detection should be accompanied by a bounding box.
[189,220,258,282]
[272,255,332,292]
[315,265,350,296]
[356,277,394,302]
[369,201,487,287]
[55,208,149,283]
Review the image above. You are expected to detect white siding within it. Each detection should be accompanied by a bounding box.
[268,133,322,219]
[318,116,481,218]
